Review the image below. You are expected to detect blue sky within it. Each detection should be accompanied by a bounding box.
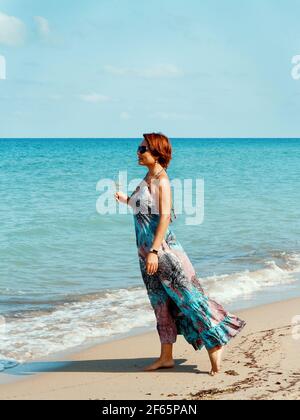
[0,0,300,138]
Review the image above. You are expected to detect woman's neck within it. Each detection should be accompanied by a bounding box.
[147,163,164,177]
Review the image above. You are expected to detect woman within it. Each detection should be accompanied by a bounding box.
[115,132,246,374]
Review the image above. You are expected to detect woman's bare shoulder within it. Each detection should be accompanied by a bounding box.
[157,172,170,187]
[149,172,170,195]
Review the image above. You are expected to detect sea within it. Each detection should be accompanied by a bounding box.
[0,138,300,371]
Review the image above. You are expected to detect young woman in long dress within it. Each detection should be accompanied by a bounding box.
[115,133,246,374]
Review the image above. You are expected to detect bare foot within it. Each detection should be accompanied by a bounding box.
[208,345,224,376]
[142,358,175,372]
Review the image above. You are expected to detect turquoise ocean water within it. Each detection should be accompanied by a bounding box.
[0,138,300,369]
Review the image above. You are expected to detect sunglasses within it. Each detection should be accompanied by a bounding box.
[137,145,150,154]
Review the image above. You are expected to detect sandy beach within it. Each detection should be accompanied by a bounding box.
[0,297,299,400]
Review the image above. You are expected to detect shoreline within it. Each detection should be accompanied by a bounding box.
[1,275,300,379]
[0,296,299,400]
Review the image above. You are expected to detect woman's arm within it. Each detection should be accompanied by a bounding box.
[146,177,171,275]
[150,176,172,250]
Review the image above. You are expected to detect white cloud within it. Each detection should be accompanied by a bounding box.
[140,65,183,78]
[34,16,50,38]
[120,112,131,120]
[149,112,201,121]
[103,64,183,78]
[79,93,111,103]
[0,11,26,46]
[103,65,127,76]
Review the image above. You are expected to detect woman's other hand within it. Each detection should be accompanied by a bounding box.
[146,252,158,275]
[114,191,128,204]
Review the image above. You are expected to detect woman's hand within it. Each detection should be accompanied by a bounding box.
[114,191,128,205]
[146,252,159,275]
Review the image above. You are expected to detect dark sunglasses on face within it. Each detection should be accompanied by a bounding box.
[137,145,149,154]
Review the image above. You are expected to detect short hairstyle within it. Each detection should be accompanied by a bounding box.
[142,132,172,169]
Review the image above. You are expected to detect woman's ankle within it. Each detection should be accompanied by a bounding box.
[159,356,173,361]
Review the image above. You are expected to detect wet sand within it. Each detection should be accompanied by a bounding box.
[0,297,299,400]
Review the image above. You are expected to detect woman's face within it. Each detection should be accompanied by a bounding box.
[137,140,156,166]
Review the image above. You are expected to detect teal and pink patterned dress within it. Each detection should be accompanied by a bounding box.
[128,175,246,351]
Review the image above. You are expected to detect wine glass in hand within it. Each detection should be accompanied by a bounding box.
[114,180,128,204]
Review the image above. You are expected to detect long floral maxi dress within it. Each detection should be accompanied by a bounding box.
[128,177,246,351]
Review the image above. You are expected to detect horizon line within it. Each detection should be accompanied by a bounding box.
[1,137,300,140]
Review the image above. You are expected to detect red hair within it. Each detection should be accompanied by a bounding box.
[143,132,172,169]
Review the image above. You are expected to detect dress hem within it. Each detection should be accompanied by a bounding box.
[190,315,247,351]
